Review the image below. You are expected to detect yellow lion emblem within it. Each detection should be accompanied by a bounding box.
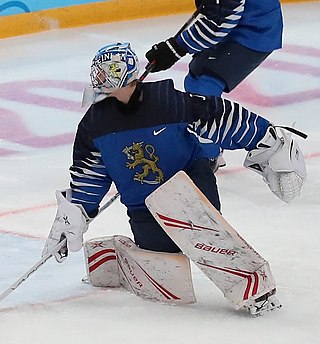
[108,62,122,79]
[122,142,164,184]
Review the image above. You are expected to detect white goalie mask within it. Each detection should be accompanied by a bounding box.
[90,42,139,92]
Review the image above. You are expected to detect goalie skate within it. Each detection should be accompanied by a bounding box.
[244,288,282,316]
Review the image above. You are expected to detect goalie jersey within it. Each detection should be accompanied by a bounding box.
[70,79,269,215]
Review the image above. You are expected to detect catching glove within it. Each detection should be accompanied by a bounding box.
[42,189,90,263]
[145,37,187,72]
[244,126,307,203]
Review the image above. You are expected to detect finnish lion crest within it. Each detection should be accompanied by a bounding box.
[108,62,122,80]
[122,142,164,184]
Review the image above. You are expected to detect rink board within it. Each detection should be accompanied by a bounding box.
[0,0,312,38]
[0,0,194,38]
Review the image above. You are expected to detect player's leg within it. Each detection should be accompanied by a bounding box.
[185,41,271,171]
[184,40,271,97]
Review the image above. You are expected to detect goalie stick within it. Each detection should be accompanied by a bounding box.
[0,192,120,303]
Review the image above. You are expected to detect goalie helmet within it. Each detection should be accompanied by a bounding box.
[90,42,139,92]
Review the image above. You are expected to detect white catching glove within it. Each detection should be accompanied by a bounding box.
[244,126,307,203]
[42,189,90,263]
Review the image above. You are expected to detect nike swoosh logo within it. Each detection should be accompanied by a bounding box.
[153,127,167,136]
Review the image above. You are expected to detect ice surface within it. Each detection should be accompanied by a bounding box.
[0,3,319,343]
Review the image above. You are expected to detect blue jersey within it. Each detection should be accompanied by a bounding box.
[177,0,283,53]
[70,80,269,215]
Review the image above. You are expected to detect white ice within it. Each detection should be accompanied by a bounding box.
[0,2,319,343]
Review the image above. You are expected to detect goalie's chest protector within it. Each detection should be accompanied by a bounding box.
[87,80,203,209]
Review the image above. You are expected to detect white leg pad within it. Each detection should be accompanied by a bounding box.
[223,262,276,310]
[145,171,278,310]
[84,235,196,304]
[114,235,196,304]
[84,236,120,287]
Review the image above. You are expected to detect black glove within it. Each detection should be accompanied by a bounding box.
[145,37,188,73]
[195,0,239,23]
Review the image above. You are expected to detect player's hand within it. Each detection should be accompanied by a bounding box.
[145,37,187,73]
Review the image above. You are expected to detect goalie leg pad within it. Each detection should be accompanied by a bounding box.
[223,262,277,310]
[114,235,196,304]
[84,236,120,287]
[146,171,279,312]
[84,235,196,304]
